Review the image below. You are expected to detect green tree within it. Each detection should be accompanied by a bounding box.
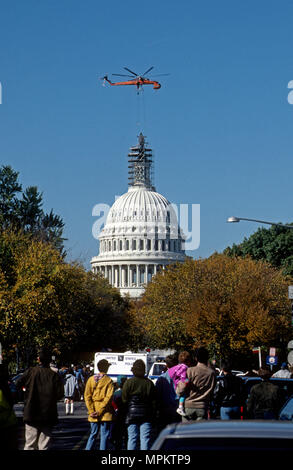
[224,225,293,276]
[0,166,22,228]
[0,165,65,254]
[19,186,43,231]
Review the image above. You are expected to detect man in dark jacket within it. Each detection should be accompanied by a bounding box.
[213,361,245,419]
[16,348,64,450]
[155,355,181,431]
[122,359,156,450]
[246,367,281,419]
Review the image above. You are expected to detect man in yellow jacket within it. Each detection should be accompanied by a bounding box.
[84,359,115,450]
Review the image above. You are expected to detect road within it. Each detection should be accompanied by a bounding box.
[14,401,91,450]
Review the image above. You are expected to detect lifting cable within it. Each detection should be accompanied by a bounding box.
[136,87,147,131]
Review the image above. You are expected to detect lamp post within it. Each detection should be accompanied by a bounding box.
[227,216,293,230]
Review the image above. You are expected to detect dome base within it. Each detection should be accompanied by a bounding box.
[119,286,145,298]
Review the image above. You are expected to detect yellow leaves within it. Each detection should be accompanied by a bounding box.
[0,229,132,361]
[131,253,292,355]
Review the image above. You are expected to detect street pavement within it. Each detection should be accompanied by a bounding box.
[14,400,90,450]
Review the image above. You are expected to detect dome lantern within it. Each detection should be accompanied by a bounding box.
[128,133,155,191]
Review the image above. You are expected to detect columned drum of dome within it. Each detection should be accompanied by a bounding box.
[91,133,186,298]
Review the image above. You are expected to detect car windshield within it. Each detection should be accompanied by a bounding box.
[152,364,165,376]
[280,398,293,420]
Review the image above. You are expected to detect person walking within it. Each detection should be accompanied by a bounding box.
[15,348,64,450]
[176,347,216,421]
[122,359,156,450]
[84,359,115,450]
[247,367,281,419]
[213,361,245,419]
[155,355,181,432]
[64,367,78,415]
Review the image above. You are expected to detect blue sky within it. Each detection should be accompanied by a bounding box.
[1,1,293,267]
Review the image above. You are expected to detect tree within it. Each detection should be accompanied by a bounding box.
[0,165,65,254]
[0,230,131,367]
[224,225,293,276]
[19,186,43,231]
[0,165,22,228]
[129,255,292,364]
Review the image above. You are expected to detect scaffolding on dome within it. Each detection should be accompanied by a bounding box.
[127,133,155,191]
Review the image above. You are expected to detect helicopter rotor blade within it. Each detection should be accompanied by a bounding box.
[148,73,170,78]
[142,66,154,76]
[112,73,135,78]
[124,67,138,76]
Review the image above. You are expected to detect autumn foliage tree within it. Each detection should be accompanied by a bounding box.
[129,254,292,363]
[0,230,130,366]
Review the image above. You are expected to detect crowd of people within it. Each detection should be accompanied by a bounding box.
[0,347,292,451]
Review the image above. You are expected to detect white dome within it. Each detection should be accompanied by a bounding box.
[91,134,186,298]
[106,186,173,224]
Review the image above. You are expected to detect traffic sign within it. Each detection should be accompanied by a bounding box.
[289,286,293,299]
[269,347,276,356]
[266,355,278,366]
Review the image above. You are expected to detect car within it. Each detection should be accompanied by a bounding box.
[148,362,166,384]
[9,373,24,403]
[218,369,244,376]
[211,375,293,419]
[151,420,293,452]
[279,396,293,420]
[242,377,293,416]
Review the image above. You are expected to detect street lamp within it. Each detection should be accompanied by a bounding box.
[227,216,293,230]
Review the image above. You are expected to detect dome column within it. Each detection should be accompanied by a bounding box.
[119,265,122,287]
[136,264,139,287]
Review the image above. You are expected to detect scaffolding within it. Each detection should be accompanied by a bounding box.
[127,133,155,190]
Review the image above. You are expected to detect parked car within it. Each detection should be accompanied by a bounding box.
[210,376,293,419]
[9,373,24,403]
[279,396,293,420]
[151,420,293,451]
[242,377,293,418]
[148,362,166,384]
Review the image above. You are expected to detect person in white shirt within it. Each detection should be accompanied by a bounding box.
[272,362,292,378]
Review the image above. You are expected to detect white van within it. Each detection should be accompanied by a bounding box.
[94,351,155,382]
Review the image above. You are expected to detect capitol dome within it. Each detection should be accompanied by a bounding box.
[91,133,185,298]
[106,186,170,225]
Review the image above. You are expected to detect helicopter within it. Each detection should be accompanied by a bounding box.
[100,66,168,91]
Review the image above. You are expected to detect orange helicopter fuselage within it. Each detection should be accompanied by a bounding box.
[105,76,161,90]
